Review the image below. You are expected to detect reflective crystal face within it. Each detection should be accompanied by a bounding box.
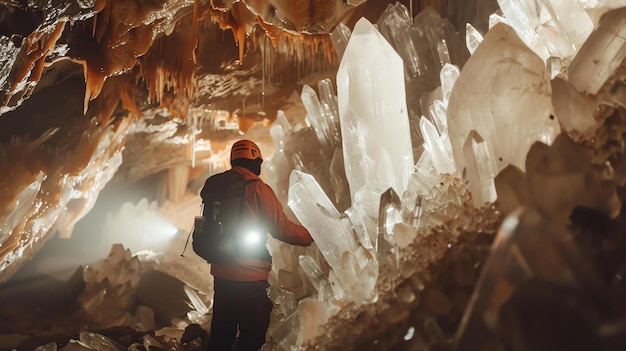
[337,17,415,202]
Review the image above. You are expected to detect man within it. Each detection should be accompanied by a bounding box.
[200,139,313,351]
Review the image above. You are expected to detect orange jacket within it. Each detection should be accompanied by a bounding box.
[209,166,313,281]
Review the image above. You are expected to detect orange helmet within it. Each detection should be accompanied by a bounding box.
[230,139,262,161]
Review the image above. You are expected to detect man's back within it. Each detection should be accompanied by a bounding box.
[204,139,313,351]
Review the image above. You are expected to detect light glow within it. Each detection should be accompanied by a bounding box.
[243,231,261,246]
[102,199,180,254]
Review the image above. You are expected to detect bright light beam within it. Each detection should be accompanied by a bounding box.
[102,199,180,254]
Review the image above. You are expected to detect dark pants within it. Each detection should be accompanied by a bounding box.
[208,278,273,351]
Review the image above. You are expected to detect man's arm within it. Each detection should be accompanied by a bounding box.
[251,182,313,246]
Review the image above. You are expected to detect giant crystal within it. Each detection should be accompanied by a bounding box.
[447,23,560,175]
[568,7,626,96]
[287,170,359,284]
[336,17,414,202]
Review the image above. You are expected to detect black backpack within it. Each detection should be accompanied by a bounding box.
[192,170,259,263]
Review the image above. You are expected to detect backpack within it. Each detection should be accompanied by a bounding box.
[192,170,256,263]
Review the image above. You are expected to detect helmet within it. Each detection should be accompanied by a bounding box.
[230,139,262,161]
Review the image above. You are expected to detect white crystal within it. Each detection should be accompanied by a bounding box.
[392,222,417,248]
[429,99,448,136]
[184,285,209,315]
[299,255,335,300]
[329,22,352,60]
[551,77,597,134]
[496,0,551,60]
[547,56,562,78]
[463,130,497,208]
[297,298,330,346]
[420,116,456,175]
[568,7,626,95]
[269,311,300,351]
[345,206,375,250]
[337,17,414,202]
[317,79,341,147]
[465,23,484,55]
[447,23,559,174]
[541,0,594,52]
[302,84,333,150]
[288,170,359,283]
[268,285,298,315]
[440,63,460,106]
[377,3,420,79]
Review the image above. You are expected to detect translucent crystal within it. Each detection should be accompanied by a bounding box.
[377,187,403,266]
[551,77,597,134]
[337,17,414,201]
[353,184,383,219]
[496,0,550,59]
[525,135,621,222]
[547,56,562,78]
[269,310,300,351]
[329,22,352,60]
[568,7,626,95]
[412,151,440,198]
[329,147,350,211]
[420,116,456,175]
[288,170,359,282]
[447,23,559,174]
[496,0,541,44]
[465,23,484,55]
[297,298,330,346]
[494,164,530,215]
[276,110,293,133]
[345,206,375,250]
[299,255,334,300]
[429,99,448,135]
[436,39,452,66]
[489,13,512,30]
[338,249,378,303]
[463,130,497,208]
[79,331,125,351]
[317,79,341,147]
[269,123,286,151]
[440,63,460,106]
[267,285,298,315]
[328,269,345,300]
[302,84,333,150]
[392,222,417,248]
[412,7,467,76]
[541,0,594,52]
[184,285,209,315]
[377,3,420,79]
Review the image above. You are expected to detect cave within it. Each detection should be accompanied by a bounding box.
[1,0,626,350]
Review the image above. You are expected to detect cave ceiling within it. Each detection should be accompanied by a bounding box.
[0,0,430,175]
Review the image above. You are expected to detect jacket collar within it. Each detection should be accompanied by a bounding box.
[231,166,262,182]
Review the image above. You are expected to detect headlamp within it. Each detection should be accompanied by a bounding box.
[243,231,261,246]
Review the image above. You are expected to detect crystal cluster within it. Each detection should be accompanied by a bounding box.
[80,244,210,334]
[3,0,626,350]
[0,118,129,283]
[263,1,626,350]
